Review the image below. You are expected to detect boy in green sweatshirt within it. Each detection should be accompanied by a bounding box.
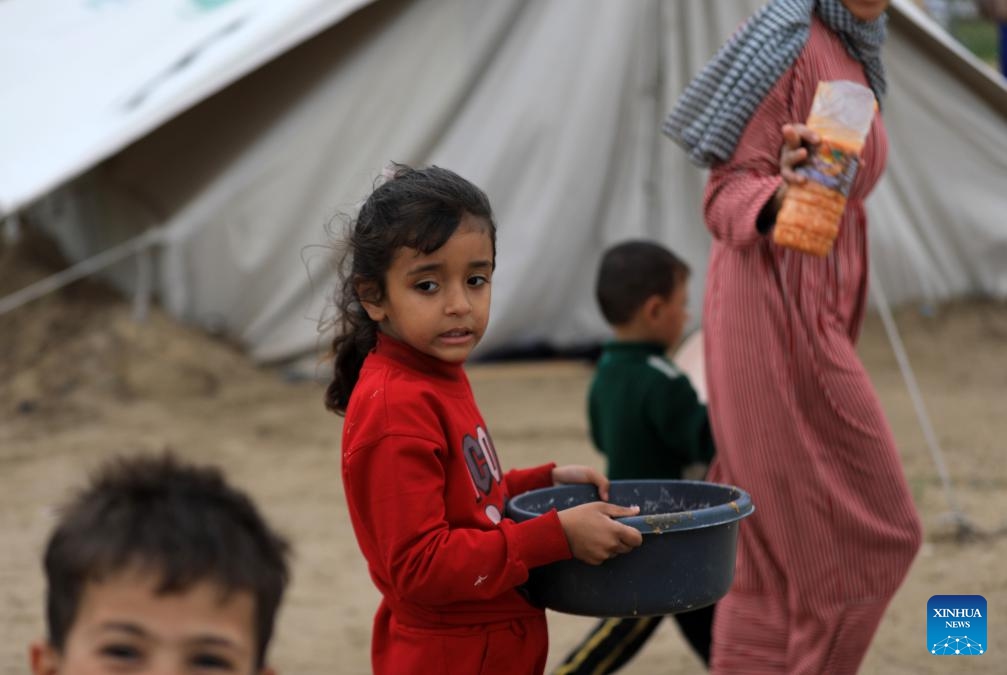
[555,240,715,674]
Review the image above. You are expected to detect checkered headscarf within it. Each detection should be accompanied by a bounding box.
[663,0,887,167]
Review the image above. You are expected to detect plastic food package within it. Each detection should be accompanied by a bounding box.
[772,80,877,256]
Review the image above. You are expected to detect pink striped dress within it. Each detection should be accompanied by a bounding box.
[702,18,923,675]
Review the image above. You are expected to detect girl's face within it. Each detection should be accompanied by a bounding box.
[363,213,494,363]
[841,0,889,21]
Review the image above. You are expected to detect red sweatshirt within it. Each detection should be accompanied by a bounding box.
[342,334,572,674]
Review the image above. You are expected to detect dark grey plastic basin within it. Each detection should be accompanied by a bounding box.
[505,480,754,617]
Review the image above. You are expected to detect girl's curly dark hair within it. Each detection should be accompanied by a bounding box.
[325,163,496,414]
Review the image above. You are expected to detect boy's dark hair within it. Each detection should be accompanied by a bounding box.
[43,453,290,667]
[595,240,690,326]
[325,163,496,414]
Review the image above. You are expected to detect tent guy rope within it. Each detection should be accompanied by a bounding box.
[869,261,983,541]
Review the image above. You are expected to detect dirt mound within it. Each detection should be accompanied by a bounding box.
[1,235,276,440]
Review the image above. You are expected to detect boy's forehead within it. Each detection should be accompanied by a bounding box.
[75,569,257,645]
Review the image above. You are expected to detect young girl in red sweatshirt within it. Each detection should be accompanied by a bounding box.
[326,164,643,675]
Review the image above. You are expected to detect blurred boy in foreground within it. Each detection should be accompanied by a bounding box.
[29,453,291,675]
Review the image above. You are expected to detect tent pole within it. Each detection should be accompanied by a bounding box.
[132,247,154,322]
[3,213,21,244]
[868,264,980,540]
[0,227,164,317]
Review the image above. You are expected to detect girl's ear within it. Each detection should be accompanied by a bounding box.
[355,281,386,322]
[360,301,386,322]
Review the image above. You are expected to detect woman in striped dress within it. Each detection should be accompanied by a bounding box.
[664,1,922,673]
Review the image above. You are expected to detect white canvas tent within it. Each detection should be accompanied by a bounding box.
[2,0,1006,362]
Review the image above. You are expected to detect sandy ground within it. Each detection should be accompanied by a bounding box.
[2,239,1005,674]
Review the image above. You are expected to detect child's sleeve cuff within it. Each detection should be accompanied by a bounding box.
[504,462,556,496]
[500,508,572,570]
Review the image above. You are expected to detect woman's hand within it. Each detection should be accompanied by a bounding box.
[780,123,819,183]
[557,502,643,565]
[552,464,610,501]
[772,123,822,209]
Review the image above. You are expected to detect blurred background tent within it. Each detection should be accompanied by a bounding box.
[2,0,1005,362]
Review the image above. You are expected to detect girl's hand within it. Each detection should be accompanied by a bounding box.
[557,502,643,565]
[552,464,610,501]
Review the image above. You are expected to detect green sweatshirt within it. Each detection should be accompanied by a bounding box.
[589,341,715,480]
